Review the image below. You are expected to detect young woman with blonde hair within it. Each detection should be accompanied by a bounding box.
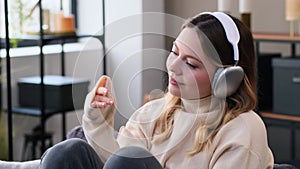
[38,11,274,169]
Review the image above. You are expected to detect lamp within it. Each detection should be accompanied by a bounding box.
[239,0,252,29]
[285,0,300,36]
[218,0,232,14]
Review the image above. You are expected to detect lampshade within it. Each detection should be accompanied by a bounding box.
[239,0,252,13]
[286,0,300,20]
[218,0,232,13]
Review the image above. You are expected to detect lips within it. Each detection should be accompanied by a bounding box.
[170,76,185,86]
[169,77,178,86]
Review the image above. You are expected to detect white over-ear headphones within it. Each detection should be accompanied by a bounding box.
[200,12,244,98]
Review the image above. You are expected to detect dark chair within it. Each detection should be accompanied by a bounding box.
[22,130,53,160]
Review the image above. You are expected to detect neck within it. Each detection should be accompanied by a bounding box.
[181,96,212,114]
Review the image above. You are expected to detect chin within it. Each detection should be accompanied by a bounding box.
[169,90,181,98]
[168,85,202,99]
[168,86,181,98]
[169,90,194,99]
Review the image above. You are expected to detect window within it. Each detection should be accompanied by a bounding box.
[0,0,78,48]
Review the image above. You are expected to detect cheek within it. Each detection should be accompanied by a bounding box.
[193,70,212,92]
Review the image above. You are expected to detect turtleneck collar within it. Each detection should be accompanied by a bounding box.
[181,96,213,114]
[180,96,226,127]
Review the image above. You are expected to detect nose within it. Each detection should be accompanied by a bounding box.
[167,54,183,75]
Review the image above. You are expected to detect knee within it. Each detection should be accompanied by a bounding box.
[53,138,87,154]
[40,138,103,169]
[41,138,88,160]
[114,146,153,158]
[104,146,162,169]
[61,138,88,150]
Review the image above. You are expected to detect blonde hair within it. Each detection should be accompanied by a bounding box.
[151,76,256,155]
[151,13,257,156]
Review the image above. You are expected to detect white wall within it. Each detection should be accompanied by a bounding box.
[142,1,167,100]
[104,0,143,129]
[104,0,166,129]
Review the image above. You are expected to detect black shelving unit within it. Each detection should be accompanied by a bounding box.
[253,33,300,167]
[3,0,106,160]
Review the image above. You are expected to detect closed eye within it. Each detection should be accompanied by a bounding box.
[185,61,197,69]
[170,50,178,55]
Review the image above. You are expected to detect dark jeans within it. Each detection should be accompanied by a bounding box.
[39,138,163,169]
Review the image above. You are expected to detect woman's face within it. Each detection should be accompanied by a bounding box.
[166,27,216,100]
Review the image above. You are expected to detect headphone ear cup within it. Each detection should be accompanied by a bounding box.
[212,66,244,98]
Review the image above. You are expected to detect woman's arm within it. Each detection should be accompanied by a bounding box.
[82,76,119,162]
[82,76,153,162]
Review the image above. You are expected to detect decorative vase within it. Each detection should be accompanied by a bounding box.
[218,0,232,14]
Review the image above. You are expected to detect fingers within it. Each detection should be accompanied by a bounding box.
[91,94,114,108]
[91,76,114,108]
[91,99,114,108]
[94,95,114,105]
[91,88,114,108]
[98,76,108,88]
[96,87,109,96]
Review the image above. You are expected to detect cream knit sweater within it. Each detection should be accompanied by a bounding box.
[82,76,274,169]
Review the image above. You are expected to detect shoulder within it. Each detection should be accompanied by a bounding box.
[215,111,268,146]
[212,111,274,168]
[227,111,266,132]
[232,111,267,136]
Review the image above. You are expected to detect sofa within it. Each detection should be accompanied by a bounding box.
[0,125,297,169]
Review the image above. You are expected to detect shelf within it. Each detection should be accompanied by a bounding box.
[253,32,300,43]
[259,111,300,166]
[253,32,300,57]
[1,34,104,47]
[260,111,300,122]
[12,106,64,118]
[17,75,89,112]
[253,34,300,165]
[20,34,104,43]
[18,75,89,86]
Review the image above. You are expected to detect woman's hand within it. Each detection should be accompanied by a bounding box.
[90,76,114,108]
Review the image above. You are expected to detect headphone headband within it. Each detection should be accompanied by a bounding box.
[200,12,240,64]
[198,12,244,98]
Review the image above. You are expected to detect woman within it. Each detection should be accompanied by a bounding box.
[39,11,274,169]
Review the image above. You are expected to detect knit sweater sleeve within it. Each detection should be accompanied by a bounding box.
[116,98,165,150]
[82,76,160,163]
[82,76,119,163]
